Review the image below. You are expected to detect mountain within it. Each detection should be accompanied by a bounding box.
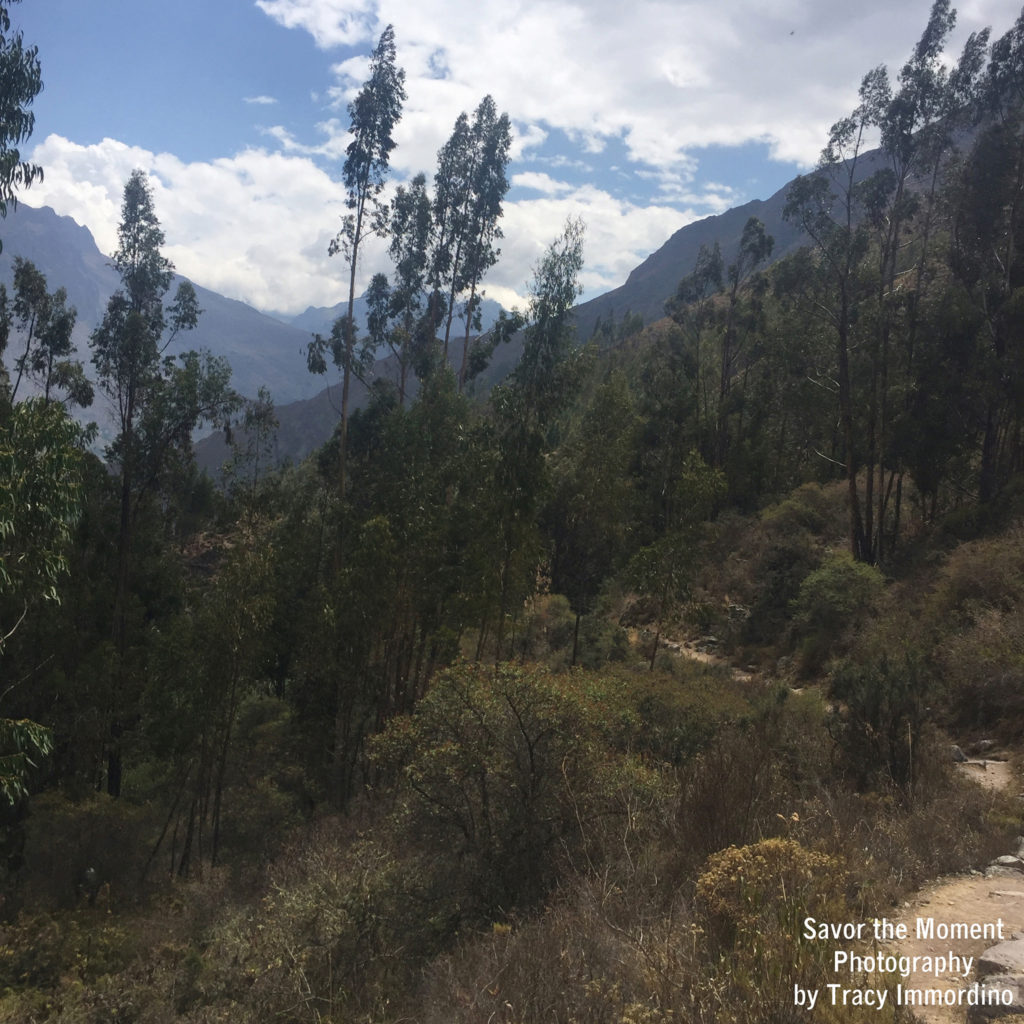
[0,204,325,409]
[3,143,894,470]
[274,293,506,339]
[570,142,897,339]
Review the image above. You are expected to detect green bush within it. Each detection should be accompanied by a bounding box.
[371,663,668,917]
[828,653,940,791]
[790,552,885,671]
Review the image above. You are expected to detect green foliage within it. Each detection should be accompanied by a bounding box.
[546,368,639,626]
[0,258,92,408]
[323,24,406,495]
[371,662,665,915]
[0,397,80,618]
[0,0,42,231]
[790,551,884,669]
[625,451,725,665]
[0,718,50,806]
[828,653,939,790]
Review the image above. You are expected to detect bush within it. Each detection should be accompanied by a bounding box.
[694,838,850,1023]
[370,663,669,919]
[828,653,940,791]
[790,552,885,671]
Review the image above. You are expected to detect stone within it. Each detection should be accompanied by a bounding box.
[968,973,1024,1022]
[992,856,1024,869]
[978,941,1024,978]
[952,744,969,762]
[987,866,1024,879]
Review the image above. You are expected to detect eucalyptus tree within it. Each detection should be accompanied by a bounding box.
[489,217,586,661]
[665,241,723,465]
[859,1,987,556]
[313,25,406,496]
[0,0,41,234]
[91,169,237,796]
[785,0,989,561]
[545,369,638,665]
[0,1,78,806]
[784,67,888,562]
[0,258,92,408]
[950,9,1024,502]
[718,218,773,467]
[365,171,432,404]
[430,96,512,388]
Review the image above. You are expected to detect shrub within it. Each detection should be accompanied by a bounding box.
[694,838,850,1023]
[790,552,885,671]
[827,653,941,791]
[370,663,669,919]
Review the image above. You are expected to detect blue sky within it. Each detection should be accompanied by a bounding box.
[12,0,1024,315]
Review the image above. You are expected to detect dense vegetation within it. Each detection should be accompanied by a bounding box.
[2,1,1024,1021]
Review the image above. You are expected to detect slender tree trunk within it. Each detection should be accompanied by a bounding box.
[339,201,366,501]
[458,278,479,392]
[649,621,661,672]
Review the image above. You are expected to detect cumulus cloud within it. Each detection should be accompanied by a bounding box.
[255,0,1020,176]
[28,134,353,314]
[22,0,1024,322]
[26,133,686,315]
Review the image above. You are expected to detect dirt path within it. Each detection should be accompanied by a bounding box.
[886,758,1023,1023]
[957,759,1015,793]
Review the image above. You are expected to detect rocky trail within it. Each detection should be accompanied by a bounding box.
[885,754,1024,1024]
[665,636,1024,1021]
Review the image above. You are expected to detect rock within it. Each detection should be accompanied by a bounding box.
[952,744,969,763]
[992,856,1024,869]
[968,973,1024,1021]
[972,739,997,754]
[987,865,1024,879]
[978,941,1024,978]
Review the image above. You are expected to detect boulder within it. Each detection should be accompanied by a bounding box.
[968,973,1024,1022]
[978,940,1024,978]
[992,857,1024,870]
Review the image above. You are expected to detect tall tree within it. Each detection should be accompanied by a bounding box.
[91,170,236,796]
[784,74,880,562]
[665,241,723,463]
[0,0,42,235]
[430,96,512,388]
[314,25,406,497]
[0,1,76,807]
[365,172,432,404]
[718,217,773,467]
[489,217,586,662]
[0,257,92,408]
[950,10,1024,502]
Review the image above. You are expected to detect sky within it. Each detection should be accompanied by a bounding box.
[10,0,1024,317]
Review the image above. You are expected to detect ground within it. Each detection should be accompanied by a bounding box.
[888,758,1024,1024]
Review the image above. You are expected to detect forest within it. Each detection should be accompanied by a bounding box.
[2,0,1024,1021]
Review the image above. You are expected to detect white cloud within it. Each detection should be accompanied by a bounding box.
[26,134,678,316]
[22,0,1024,327]
[255,0,376,48]
[28,134,353,314]
[255,0,1022,178]
[244,95,279,105]
[511,171,574,196]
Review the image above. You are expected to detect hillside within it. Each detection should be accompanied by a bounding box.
[0,204,323,408]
